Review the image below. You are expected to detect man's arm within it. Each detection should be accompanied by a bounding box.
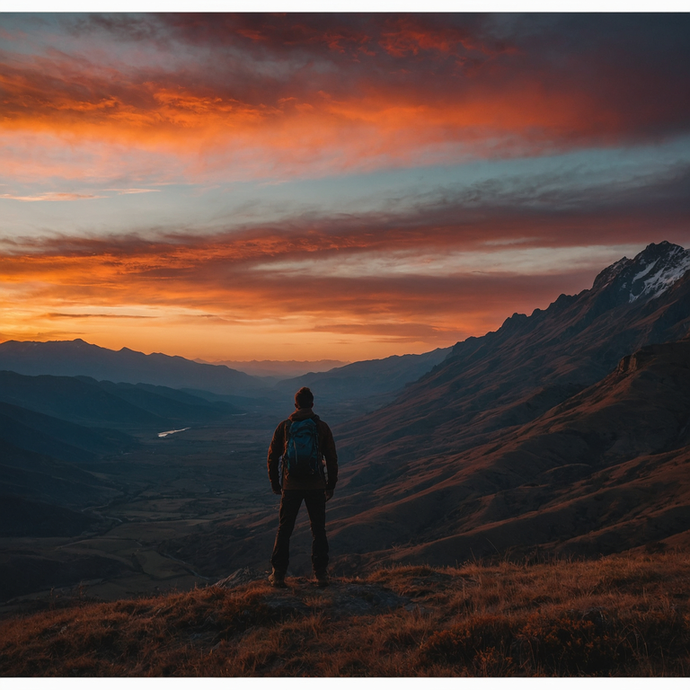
[267,422,285,494]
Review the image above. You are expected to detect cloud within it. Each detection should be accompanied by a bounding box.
[106,188,161,195]
[44,312,156,319]
[0,192,103,201]
[2,14,690,185]
[2,184,682,357]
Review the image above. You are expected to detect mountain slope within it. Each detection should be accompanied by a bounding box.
[0,339,264,396]
[328,339,690,567]
[337,242,690,464]
[0,400,135,461]
[0,371,243,431]
[276,347,452,398]
[0,439,119,511]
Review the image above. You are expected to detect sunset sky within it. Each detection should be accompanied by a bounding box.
[1,12,690,362]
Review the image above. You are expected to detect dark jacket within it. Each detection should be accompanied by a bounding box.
[267,408,338,491]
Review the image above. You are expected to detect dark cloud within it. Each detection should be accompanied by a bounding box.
[8,13,688,150]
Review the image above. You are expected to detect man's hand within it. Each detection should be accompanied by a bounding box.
[272,482,282,495]
[325,489,334,502]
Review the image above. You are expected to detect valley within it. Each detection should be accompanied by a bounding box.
[0,422,278,615]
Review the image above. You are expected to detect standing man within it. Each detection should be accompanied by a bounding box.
[267,386,338,588]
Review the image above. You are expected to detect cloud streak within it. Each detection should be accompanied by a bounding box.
[0,192,102,201]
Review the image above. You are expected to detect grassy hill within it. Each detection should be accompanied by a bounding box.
[1,552,689,676]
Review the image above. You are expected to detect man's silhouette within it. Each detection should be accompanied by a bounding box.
[267,386,338,588]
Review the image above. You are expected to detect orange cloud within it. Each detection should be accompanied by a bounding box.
[1,18,686,186]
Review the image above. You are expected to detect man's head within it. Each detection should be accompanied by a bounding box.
[295,386,314,409]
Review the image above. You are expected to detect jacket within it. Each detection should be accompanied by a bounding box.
[267,408,338,491]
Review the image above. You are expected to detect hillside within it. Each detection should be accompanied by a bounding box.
[1,553,689,676]
[329,340,690,569]
[0,339,264,396]
[337,241,690,461]
[0,371,244,431]
[274,347,452,406]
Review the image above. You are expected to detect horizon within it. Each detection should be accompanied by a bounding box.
[2,13,690,362]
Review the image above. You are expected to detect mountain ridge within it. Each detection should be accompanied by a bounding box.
[336,241,690,461]
[0,339,264,396]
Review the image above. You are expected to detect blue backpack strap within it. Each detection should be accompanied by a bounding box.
[283,419,292,454]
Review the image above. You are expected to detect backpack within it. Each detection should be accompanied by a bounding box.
[284,418,321,479]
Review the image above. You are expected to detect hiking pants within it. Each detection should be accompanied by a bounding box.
[271,489,328,575]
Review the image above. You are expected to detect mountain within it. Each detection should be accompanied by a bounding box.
[0,370,244,432]
[329,339,690,568]
[0,339,264,396]
[272,347,453,421]
[325,241,690,564]
[337,241,690,463]
[0,438,119,512]
[198,359,349,379]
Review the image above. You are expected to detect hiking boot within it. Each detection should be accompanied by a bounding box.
[268,569,287,588]
[314,570,329,588]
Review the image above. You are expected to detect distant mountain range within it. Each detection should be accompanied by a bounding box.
[271,347,453,422]
[274,347,452,399]
[196,358,349,379]
[0,339,453,423]
[0,339,262,396]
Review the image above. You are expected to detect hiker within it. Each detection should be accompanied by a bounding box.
[267,386,338,588]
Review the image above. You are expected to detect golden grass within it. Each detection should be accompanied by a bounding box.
[1,552,689,676]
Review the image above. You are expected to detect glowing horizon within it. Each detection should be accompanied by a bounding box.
[2,13,690,361]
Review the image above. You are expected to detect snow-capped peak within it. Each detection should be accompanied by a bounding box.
[627,242,690,303]
[592,241,690,305]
